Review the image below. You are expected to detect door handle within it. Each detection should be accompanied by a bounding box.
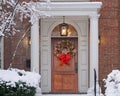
[75,62,78,73]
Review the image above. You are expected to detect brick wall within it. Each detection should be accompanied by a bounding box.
[4,17,31,71]
[91,0,120,92]
[3,0,120,93]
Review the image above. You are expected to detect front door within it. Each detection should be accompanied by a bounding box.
[51,38,78,93]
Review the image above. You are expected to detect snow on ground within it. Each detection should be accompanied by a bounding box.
[37,94,87,96]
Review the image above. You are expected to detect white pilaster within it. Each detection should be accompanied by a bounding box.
[31,18,39,73]
[89,14,99,87]
[0,37,4,69]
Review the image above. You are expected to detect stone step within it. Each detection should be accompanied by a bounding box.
[36,94,87,96]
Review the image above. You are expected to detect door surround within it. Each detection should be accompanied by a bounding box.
[30,1,102,93]
[41,16,88,93]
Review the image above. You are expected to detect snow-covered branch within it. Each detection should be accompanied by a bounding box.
[0,0,51,68]
[0,0,51,36]
[0,0,19,36]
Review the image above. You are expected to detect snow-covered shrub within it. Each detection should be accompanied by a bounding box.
[0,68,41,96]
[104,70,120,96]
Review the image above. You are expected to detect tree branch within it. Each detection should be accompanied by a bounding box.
[3,0,20,33]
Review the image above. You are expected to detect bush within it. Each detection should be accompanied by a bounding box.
[104,70,120,96]
[0,80,36,96]
[0,68,41,96]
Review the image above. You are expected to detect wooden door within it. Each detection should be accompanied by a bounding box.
[51,38,78,93]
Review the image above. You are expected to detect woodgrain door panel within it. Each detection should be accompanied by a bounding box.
[51,38,78,93]
[53,74,78,92]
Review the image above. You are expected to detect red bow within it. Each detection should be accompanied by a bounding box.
[58,54,71,66]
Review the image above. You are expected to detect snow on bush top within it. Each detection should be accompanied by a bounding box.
[104,70,120,96]
[0,68,41,88]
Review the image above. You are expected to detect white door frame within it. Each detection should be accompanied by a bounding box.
[30,1,102,93]
[40,16,89,93]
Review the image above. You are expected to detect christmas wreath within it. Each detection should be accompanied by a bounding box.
[54,40,76,66]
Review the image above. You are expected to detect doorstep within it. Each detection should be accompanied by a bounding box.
[36,94,87,96]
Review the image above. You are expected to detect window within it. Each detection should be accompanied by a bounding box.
[52,24,78,37]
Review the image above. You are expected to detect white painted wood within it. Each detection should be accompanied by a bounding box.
[41,46,51,92]
[31,18,40,73]
[89,15,100,87]
[36,2,102,16]
[31,1,102,94]
[41,19,53,93]
[41,17,89,93]
[77,20,88,93]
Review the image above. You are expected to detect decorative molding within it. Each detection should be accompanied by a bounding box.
[35,2,102,16]
[31,1,102,93]
[89,14,100,19]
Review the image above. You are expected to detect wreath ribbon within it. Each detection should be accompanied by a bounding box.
[58,54,71,66]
